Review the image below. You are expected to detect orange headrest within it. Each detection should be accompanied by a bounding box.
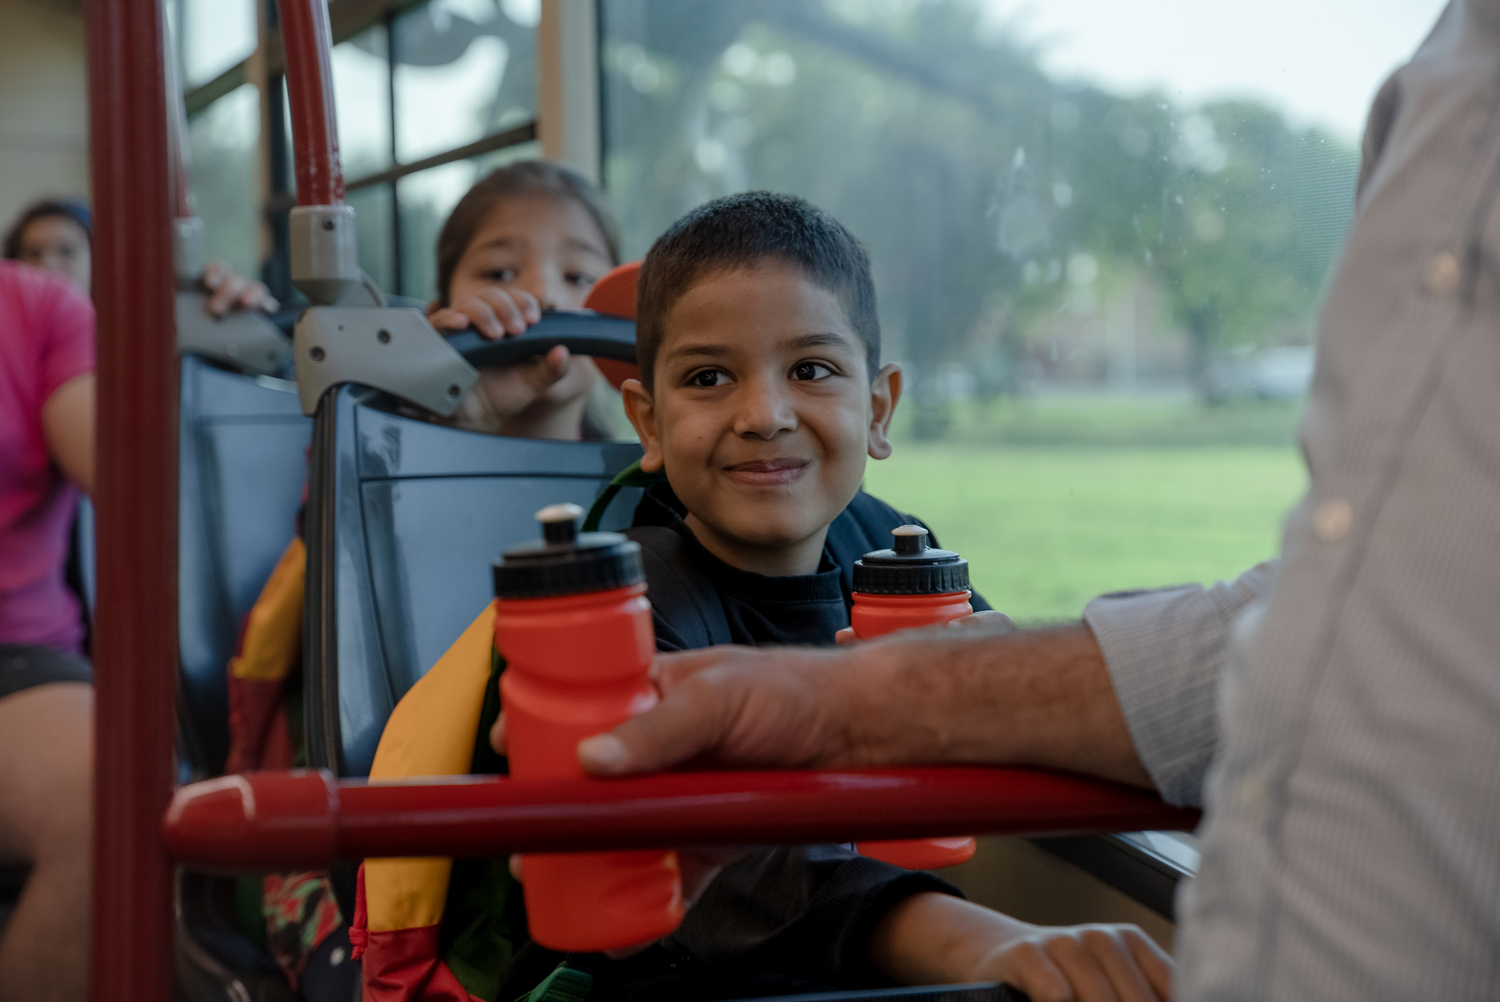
[584,261,642,389]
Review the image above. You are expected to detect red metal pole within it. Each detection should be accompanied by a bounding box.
[163,768,1200,871]
[87,0,178,998]
[279,0,345,205]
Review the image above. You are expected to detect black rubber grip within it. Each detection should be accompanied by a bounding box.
[443,310,637,366]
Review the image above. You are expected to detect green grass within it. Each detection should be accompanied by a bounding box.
[862,442,1306,623]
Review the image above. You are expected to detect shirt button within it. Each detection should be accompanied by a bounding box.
[1424,252,1461,295]
[1314,498,1353,542]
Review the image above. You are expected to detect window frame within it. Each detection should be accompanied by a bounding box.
[179,0,603,300]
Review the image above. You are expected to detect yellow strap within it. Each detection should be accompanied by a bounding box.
[365,601,497,932]
[228,538,306,682]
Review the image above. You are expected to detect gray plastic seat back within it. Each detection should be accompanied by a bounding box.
[303,386,642,778]
[178,354,312,773]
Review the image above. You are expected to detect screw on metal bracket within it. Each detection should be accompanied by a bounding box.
[377,330,391,344]
[322,219,336,231]
[310,347,326,362]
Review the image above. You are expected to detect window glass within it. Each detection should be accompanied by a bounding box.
[188,83,260,281]
[170,0,258,88]
[396,140,542,302]
[333,25,394,180]
[393,0,539,164]
[348,183,397,295]
[599,0,1440,620]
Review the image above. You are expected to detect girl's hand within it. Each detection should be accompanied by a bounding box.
[970,923,1173,1002]
[427,289,599,439]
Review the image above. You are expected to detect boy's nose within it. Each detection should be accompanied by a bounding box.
[734,382,799,440]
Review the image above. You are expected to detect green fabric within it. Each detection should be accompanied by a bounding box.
[519,964,592,1002]
[441,648,527,1002]
[234,876,269,950]
[581,460,667,532]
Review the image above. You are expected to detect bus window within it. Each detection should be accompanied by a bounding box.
[599,0,1442,623]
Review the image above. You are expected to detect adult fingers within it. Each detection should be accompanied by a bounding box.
[578,671,734,775]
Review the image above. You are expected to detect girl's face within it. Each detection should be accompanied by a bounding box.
[448,193,613,310]
[19,215,91,292]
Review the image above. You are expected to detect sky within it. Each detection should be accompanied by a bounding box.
[980,0,1450,141]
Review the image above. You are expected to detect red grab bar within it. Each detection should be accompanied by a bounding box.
[280,0,344,205]
[163,768,1199,871]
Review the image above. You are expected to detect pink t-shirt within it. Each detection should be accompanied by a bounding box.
[0,261,95,653]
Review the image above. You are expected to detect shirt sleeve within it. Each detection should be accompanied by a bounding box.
[1083,560,1276,807]
[36,274,96,401]
[666,844,961,988]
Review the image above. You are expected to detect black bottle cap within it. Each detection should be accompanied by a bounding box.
[493,503,644,599]
[852,525,969,595]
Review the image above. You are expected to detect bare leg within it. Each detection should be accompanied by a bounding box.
[0,683,92,1002]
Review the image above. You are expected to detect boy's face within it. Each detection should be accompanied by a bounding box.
[623,261,901,576]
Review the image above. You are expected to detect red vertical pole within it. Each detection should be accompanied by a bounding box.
[86,0,178,998]
[279,0,346,206]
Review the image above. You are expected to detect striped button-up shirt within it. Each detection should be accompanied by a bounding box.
[1085,2,1500,997]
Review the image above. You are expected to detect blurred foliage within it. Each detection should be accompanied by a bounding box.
[600,0,1359,402]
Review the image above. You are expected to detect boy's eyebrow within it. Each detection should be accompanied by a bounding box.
[664,330,857,364]
[784,331,855,352]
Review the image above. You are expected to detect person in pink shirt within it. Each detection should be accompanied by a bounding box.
[0,258,96,1001]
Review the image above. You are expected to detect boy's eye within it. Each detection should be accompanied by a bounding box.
[483,268,519,284]
[791,361,834,381]
[687,369,729,388]
[566,270,598,287]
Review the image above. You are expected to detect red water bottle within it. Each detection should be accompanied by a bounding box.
[494,503,683,951]
[848,526,978,870]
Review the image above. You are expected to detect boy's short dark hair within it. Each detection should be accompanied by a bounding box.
[636,191,880,389]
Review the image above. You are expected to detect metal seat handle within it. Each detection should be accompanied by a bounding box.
[443,310,638,367]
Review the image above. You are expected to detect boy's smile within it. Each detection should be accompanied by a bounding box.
[623,261,901,576]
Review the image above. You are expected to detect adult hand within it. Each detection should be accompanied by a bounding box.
[200,261,278,317]
[568,625,1153,789]
[428,290,599,439]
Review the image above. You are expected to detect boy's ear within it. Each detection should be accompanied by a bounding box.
[620,378,666,473]
[867,363,902,461]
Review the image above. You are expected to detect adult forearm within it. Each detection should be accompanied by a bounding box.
[840,622,1152,787]
[580,621,1152,790]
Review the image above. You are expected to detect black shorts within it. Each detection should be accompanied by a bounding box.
[0,644,92,701]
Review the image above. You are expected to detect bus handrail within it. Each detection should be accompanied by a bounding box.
[162,766,1199,872]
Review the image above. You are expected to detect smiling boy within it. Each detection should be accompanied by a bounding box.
[597,191,1171,1000]
[358,193,1173,1002]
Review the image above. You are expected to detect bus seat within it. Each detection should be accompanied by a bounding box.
[178,353,311,775]
[302,386,642,779]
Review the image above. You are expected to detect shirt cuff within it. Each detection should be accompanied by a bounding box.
[1083,561,1276,807]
